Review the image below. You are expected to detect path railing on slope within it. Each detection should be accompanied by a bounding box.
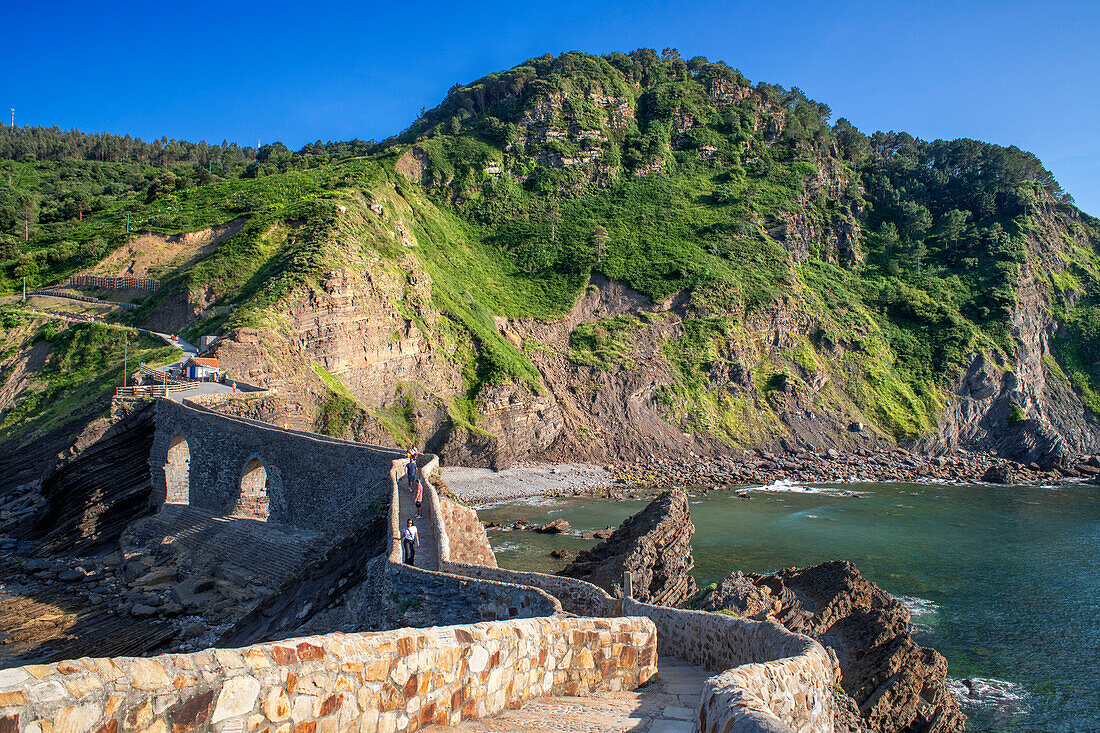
[133,364,204,390]
[29,286,137,308]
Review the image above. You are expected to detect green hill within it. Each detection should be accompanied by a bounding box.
[2,49,1099,463]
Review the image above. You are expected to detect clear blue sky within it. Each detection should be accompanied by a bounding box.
[5,1,1099,213]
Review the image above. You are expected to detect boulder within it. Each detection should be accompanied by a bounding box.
[130,603,157,618]
[533,519,569,534]
[560,490,697,606]
[697,572,777,619]
[981,462,1028,484]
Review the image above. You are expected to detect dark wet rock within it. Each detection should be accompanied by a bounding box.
[130,603,157,618]
[697,560,965,733]
[533,519,569,534]
[560,490,696,606]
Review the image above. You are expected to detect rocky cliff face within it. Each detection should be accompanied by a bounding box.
[697,560,966,733]
[559,490,696,605]
[922,202,1100,464]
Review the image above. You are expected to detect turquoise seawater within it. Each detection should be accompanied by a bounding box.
[477,480,1100,732]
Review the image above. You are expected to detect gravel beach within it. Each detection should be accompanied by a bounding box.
[438,462,613,504]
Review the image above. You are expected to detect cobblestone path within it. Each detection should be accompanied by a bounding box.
[435,656,708,732]
[398,471,438,571]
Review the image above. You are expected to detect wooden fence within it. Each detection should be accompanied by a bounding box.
[67,274,160,291]
[28,285,137,309]
[115,385,170,399]
[134,364,204,391]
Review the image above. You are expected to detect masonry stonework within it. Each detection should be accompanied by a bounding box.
[0,617,657,733]
[433,493,497,568]
[2,399,840,733]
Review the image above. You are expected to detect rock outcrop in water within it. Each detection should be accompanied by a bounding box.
[559,490,696,605]
[697,560,965,733]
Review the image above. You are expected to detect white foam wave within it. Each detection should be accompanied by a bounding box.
[948,677,1029,716]
[896,594,940,634]
[748,478,866,497]
[896,595,940,617]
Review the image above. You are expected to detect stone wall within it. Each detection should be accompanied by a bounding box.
[416,468,616,617]
[0,616,657,733]
[432,491,497,568]
[623,599,835,733]
[149,401,402,532]
[444,563,618,618]
[180,389,276,408]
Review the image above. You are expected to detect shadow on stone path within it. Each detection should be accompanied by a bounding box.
[398,473,438,571]
[434,655,707,732]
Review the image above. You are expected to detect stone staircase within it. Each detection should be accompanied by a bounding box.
[123,504,329,587]
[437,655,707,733]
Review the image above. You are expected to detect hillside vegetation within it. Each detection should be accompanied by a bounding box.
[2,49,1098,461]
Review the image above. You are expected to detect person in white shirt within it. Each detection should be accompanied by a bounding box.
[402,519,419,565]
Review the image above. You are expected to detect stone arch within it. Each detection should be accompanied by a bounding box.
[236,457,270,520]
[164,433,191,504]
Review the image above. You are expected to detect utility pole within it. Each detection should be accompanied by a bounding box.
[123,333,128,387]
[22,276,26,302]
[126,212,130,234]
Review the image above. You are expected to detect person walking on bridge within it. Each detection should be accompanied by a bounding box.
[402,518,419,565]
[405,450,419,491]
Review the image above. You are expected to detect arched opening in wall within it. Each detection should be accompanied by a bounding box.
[236,458,270,521]
[164,434,190,504]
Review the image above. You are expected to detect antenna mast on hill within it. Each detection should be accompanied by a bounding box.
[9,109,13,127]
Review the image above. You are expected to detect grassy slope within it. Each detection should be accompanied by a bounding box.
[0,309,177,443]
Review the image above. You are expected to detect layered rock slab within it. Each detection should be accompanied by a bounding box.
[559,490,696,606]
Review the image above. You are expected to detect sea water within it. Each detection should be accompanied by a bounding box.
[477,481,1100,732]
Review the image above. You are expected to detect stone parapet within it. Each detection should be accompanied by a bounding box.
[432,492,497,568]
[180,389,275,408]
[623,599,834,733]
[0,616,657,733]
[444,563,617,618]
[418,467,614,617]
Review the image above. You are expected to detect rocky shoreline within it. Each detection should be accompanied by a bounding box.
[614,446,1100,490]
[443,449,1100,506]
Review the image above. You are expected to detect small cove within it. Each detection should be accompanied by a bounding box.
[476,480,1100,732]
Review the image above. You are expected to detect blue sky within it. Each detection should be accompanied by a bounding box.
[5,1,1099,213]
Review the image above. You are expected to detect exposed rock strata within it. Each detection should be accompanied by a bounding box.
[37,403,157,554]
[559,490,696,605]
[697,560,966,733]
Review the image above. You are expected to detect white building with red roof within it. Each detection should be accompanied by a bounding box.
[183,356,222,381]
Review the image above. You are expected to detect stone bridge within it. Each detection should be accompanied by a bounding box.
[150,400,402,532]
